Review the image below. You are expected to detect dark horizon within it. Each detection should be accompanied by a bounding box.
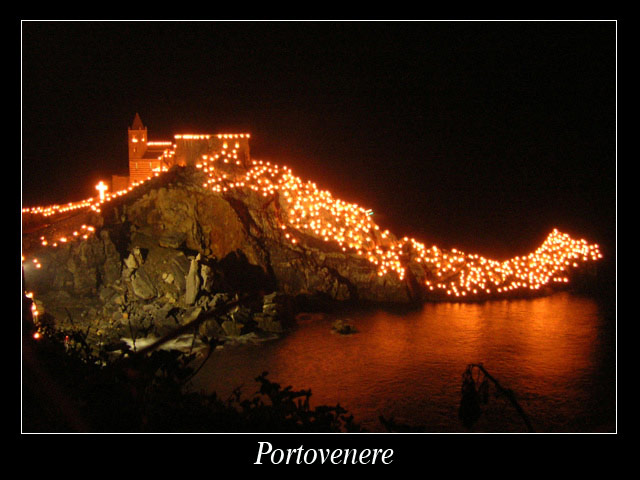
[21,21,616,260]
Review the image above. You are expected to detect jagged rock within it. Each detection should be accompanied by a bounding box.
[154,302,175,321]
[221,319,243,337]
[332,319,356,335]
[124,253,138,270]
[196,294,211,310]
[263,303,278,314]
[200,264,213,292]
[262,292,292,325]
[158,231,187,249]
[184,254,201,305]
[230,305,252,323]
[199,318,224,338]
[100,231,122,285]
[182,306,202,324]
[169,254,189,292]
[131,267,156,299]
[99,286,117,303]
[132,247,145,265]
[263,292,278,303]
[162,272,174,284]
[254,313,283,333]
[213,292,230,304]
[234,332,260,344]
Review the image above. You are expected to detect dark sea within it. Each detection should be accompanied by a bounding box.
[192,291,616,432]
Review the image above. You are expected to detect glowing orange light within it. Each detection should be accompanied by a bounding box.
[95,181,108,201]
[22,132,600,300]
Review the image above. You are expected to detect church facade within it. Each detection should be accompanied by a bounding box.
[112,114,251,191]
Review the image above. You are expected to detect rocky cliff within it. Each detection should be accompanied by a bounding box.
[22,166,413,346]
[22,159,602,346]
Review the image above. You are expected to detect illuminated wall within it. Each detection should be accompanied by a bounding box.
[173,134,250,167]
[111,175,129,192]
[129,159,163,184]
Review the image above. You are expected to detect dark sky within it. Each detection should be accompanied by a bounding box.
[21,21,616,259]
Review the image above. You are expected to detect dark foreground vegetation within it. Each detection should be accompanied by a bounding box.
[22,295,364,433]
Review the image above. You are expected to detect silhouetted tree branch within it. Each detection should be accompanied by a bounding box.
[460,363,534,432]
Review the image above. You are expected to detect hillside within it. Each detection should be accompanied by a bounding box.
[21,157,603,346]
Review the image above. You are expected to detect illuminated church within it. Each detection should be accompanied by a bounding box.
[112,113,251,191]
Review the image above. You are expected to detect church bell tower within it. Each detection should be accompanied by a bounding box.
[128,113,147,160]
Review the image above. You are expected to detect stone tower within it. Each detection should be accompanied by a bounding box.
[128,113,160,184]
[128,113,147,161]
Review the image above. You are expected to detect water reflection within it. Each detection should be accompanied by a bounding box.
[192,292,615,432]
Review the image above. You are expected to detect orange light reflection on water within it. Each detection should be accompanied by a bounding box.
[194,292,614,432]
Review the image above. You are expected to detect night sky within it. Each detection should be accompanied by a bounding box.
[21,21,616,260]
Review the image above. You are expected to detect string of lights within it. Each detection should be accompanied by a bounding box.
[22,140,602,298]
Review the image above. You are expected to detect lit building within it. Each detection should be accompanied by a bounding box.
[112,113,251,188]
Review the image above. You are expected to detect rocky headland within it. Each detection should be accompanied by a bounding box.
[22,166,412,351]
[22,161,602,353]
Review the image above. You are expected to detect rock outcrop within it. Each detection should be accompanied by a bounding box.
[23,161,601,346]
[21,166,416,347]
[102,166,414,305]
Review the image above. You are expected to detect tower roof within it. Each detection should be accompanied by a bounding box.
[131,113,145,130]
